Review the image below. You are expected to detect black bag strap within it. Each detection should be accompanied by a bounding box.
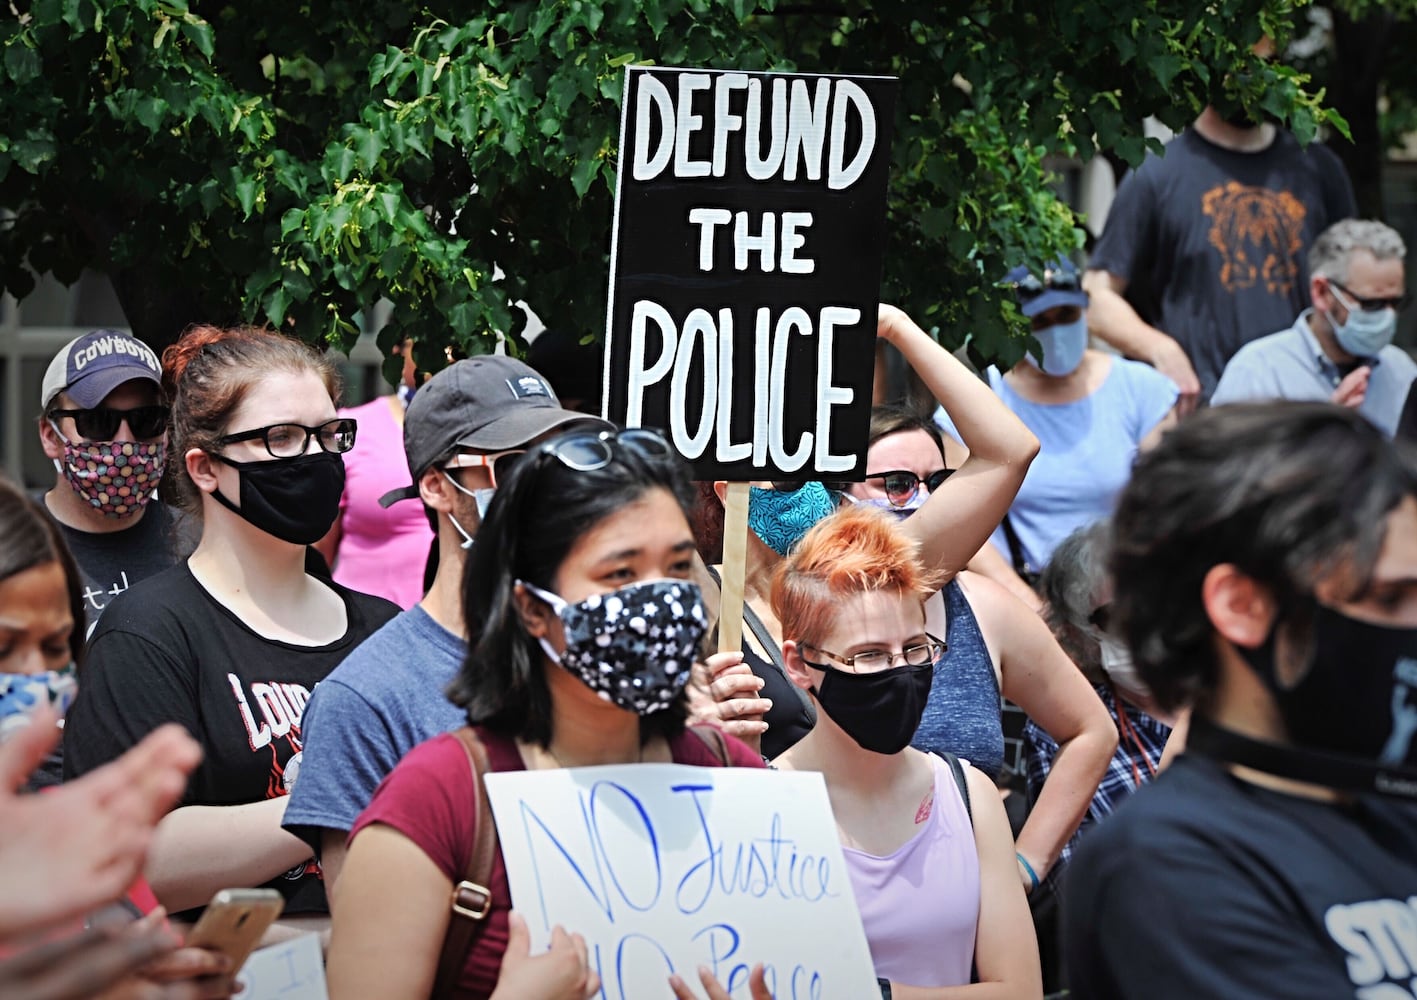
[434,727,498,999]
[999,514,1035,583]
[704,565,815,722]
[940,750,972,822]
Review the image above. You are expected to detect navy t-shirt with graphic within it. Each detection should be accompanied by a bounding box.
[1062,752,1417,998]
[64,563,398,915]
[1090,127,1355,398]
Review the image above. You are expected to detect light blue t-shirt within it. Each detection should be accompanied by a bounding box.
[283,604,467,849]
[937,356,1177,574]
[1210,310,1417,439]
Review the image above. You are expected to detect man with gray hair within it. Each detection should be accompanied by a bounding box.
[1211,218,1416,437]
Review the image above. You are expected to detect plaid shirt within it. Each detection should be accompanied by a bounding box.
[1023,683,1172,896]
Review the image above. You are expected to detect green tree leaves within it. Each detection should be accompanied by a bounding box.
[0,0,1330,372]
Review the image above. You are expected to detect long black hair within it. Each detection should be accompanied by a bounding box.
[0,477,85,668]
[447,429,698,747]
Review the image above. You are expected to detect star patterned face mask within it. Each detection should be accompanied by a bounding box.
[519,578,708,715]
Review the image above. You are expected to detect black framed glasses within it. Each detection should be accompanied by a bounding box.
[1329,279,1412,313]
[48,406,169,441]
[800,634,947,673]
[864,468,952,507]
[214,418,357,459]
[444,449,526,488]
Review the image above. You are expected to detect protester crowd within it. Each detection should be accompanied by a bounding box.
[2,85,1416,1000]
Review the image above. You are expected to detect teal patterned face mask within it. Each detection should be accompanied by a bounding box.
[746,482,837,557]
[0,664,77,741]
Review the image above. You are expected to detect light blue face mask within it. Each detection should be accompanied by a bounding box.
[0,663,77,742]
[442,471,495,549]
[746,481,838,557]
[1326,286,1398,358]
[1029,316,1089,376]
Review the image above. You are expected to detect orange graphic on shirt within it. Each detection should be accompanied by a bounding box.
[1200,182,1307,296]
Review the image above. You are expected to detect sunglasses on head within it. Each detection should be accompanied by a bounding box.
[1014,269,1082,303]
[865,468,952,506]
[48,405,170,441]
[530,427,675,474]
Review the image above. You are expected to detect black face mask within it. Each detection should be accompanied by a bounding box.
[1237,602,1417,768]
[211,451,345,545]
[812,660,935,755]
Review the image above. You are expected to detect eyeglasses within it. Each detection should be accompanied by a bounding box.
[1329,279,1412,314]
[1015,268,1082,302]
[48,406,169,441]
[214,418,358,459]
[800,635,947,673]
[531,427,674,473]
[444,449,525,488]
[864,468,952,507]
[1088,604,1112,633]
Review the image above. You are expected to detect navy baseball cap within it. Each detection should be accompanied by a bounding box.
[41,330,162,410]
[378,355,612,507]
[1005,259,1090,318]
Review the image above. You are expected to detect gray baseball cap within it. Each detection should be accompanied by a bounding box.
[378,355,612,507]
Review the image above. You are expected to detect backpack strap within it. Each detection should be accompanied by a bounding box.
[999,514,1036,584]
[433,727,498,999]
[940,751,972,822]
[687,723,732,765]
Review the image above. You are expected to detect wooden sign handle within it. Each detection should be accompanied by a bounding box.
[717,482,749,654]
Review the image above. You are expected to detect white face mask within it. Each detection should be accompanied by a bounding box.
[441,471,495,549]
[1099,634,1154,705]
[1325,284,1398,358]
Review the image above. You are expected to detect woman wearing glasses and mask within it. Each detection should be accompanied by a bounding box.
[844,406,1117,909]
[772,504,1042,997]
[64,325,400,925]
[704,304,1042,760]
[327,426,765,1000]
[936,259,1177,589]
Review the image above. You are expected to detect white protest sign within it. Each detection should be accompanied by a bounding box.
[484,764,878,999]
[233,933,327,1000]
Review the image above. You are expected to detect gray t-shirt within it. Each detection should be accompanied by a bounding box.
[282,604,468,850]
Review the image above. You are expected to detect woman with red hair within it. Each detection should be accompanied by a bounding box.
[772,505,1042,997]
[63,325,399,928]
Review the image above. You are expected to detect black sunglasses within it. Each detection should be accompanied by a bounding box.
[49,405,169,441]
[1329,279,1413,314]
[864,468,952,506]
[1015,269,1082,302]
[528,427,675,473]
[214,418,358,459]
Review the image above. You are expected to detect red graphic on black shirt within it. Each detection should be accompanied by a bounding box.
[226,674,312,799]
[1200,181,1307,296]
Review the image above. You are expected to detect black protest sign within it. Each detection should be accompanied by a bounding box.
[604,66,897,481]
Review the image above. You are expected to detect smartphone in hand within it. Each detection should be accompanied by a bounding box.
[185,888,285,971]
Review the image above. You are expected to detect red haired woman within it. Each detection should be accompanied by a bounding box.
[772,505,1042,997]
[64,326,399,927]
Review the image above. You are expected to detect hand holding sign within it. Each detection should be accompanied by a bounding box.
[483,763,879,999]
[489,913,600,1000]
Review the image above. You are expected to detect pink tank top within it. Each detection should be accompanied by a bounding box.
[841,753,980,987]
[331,397,434,609]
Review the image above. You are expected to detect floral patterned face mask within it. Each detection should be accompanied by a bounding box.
[0,664,77,742]
[50,421,165,519]
[520,578,707,715]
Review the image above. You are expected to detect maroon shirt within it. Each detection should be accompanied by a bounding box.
[350,725,765,999]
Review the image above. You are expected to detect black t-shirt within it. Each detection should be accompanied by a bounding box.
[35,496,198,635]
[1062,752,1417,998]
[1090,127,1356,399]
[64,564,398,914]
